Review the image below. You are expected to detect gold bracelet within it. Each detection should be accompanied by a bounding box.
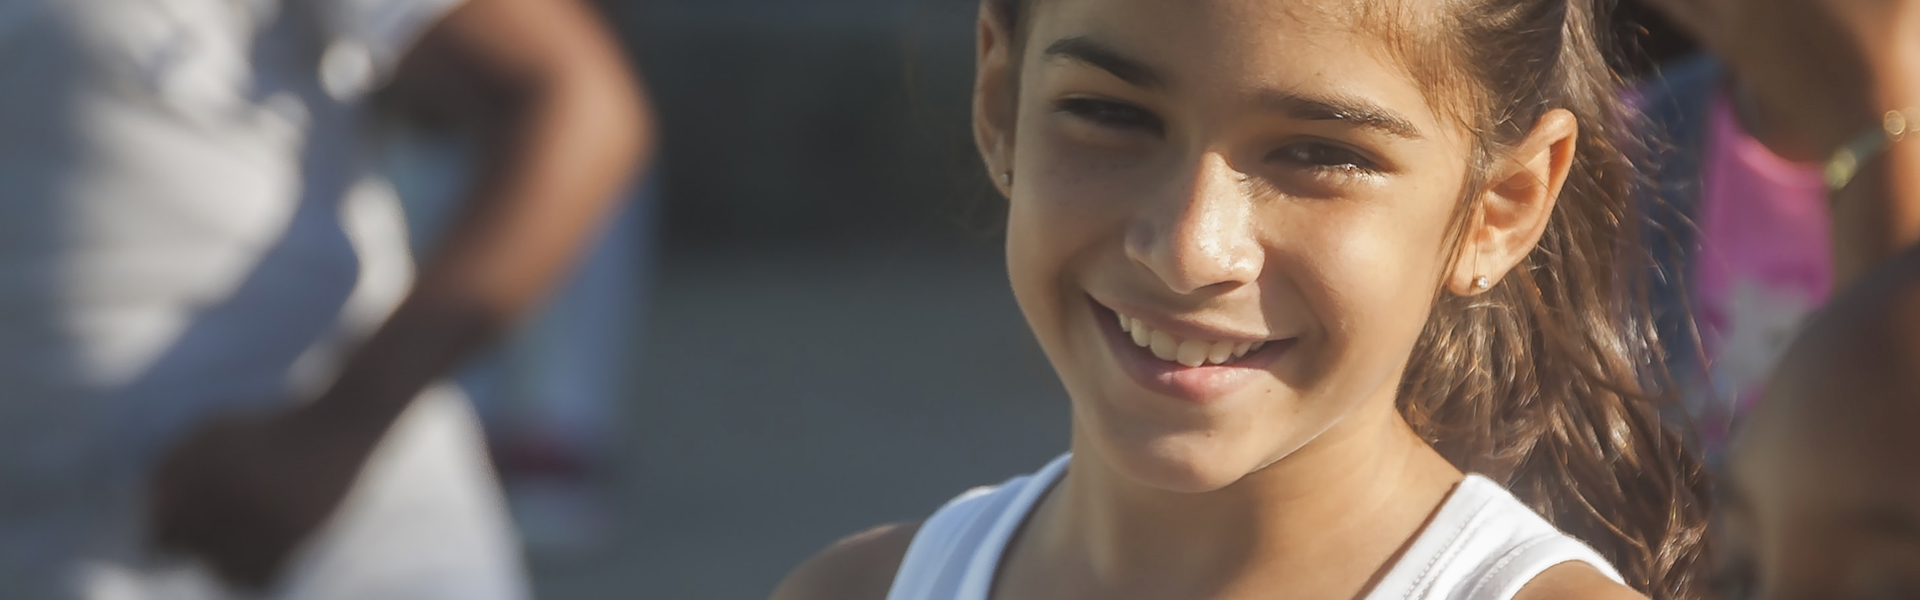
[1825,108,1917,194]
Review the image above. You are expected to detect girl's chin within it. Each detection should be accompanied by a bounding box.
[1093,434,1272,494]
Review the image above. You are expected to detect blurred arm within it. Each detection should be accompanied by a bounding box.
[303,0,652,447]
[1645,0,1920,285]
[1828,55,1920,285]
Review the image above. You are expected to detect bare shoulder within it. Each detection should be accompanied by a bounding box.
[1512,562,1649,600]
[769,521,922,600]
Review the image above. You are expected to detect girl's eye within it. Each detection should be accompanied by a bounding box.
[1056,98,1163,135]
[1272,142,1379,174]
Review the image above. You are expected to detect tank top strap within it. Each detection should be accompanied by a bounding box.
[887,462,1617,600]
[884,454,1070,600]
[1364,474,1624,600]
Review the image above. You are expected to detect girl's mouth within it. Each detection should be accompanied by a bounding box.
[1088,298,1296,403]
[1112,308,1268,367]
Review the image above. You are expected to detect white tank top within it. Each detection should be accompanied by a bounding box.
[886,454,1624,600]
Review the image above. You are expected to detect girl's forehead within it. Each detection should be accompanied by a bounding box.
[1024,0,1436,86]
[1027,0,1424,42]
[1023,0,1454,135]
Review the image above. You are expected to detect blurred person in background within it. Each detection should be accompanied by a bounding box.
[0,0,650,598]
[1634,0,1920,464]
[1718,246,1920,599]
[1647,0,1920,594]
[386,117,661,555]
[466,187,656,554]
[1631,17,1834,466]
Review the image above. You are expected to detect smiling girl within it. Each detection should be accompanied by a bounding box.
[774,1,1710,599]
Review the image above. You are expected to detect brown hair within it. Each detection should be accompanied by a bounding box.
[989,0,1713,598]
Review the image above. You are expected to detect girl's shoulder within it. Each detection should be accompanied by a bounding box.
[771,521,922,600]
[1511,563,1648,600]
[773,456,1068,600]
[1373,474,1639,600]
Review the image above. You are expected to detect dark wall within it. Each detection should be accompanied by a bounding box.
[610,1,995,251]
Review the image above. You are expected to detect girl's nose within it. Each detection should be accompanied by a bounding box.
[1123,153,1264,295]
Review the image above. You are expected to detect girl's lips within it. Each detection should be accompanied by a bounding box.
[1089,299,1294,404]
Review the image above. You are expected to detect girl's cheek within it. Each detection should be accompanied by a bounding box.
[1283,214,1441,348]
[1275,210,1394,290]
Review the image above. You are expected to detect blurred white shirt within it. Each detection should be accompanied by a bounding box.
[0,0,525,598]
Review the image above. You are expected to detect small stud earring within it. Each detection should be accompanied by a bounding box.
[1001,171,1013,187]
[1472,275,1491,291]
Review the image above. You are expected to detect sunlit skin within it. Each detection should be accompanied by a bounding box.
[773,0,1638,598]
[1719,254,1920,600]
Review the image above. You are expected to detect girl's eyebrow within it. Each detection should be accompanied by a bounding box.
[1042,36,1167,90]
[1041,35,1421,141]
[1257,90,1424,140]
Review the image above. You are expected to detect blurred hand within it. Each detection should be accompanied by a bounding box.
[147,405,376,591]
[1645,0,1920,154]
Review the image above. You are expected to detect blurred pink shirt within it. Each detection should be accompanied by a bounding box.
[1689,91,1831,452]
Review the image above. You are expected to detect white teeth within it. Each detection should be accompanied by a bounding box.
[1175,339,1210,367]
[1207,341,1235,365]
[1114,310,1268,367]
[1148,331,1180,362]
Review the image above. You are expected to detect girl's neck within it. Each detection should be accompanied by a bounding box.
[1009,399,1463,600]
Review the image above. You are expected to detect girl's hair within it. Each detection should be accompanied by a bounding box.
[988,0,1713,598]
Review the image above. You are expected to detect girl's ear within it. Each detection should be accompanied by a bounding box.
[973,0,1018,197]
[1448,108,1579,296]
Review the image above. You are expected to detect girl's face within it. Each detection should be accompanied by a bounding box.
[981,0,1487,492]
